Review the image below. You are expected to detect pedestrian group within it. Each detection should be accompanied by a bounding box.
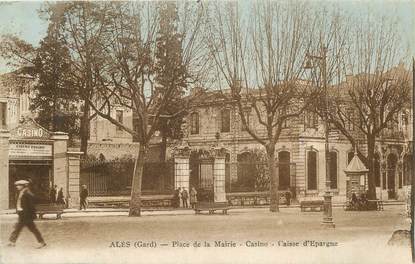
[173,186,198,209]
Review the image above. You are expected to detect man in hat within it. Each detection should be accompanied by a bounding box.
[49,184,57,204]
[8,180,46,248]
[79,185,89,210]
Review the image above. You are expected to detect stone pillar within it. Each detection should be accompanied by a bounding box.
[211,145,227,203]
[213,155,226,203]
[174,157,190,190]
[0,129,10,210]
[67,148,83,208]
[173,142,190,191]
[51,132,69,200]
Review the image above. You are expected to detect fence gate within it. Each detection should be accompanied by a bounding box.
[80,158,174,196]
[189,159,214,202]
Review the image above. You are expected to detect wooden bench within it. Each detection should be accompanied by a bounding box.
[300,200,324,212]
[343,200,383,211]
[195,202,229,215]
[368,200,384,211]
[36,204,65,219]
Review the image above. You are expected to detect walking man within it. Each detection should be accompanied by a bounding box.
[8,180,46,248]
[79,185,89,210]
[56,187,66,205]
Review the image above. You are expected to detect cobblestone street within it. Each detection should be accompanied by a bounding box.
[0,205,411,264]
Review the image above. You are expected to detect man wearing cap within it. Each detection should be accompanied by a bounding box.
[8,180,47,249]
[79,185,89,210]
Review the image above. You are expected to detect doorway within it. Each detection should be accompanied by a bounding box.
[189,151,214,202]
[278,151,290,190]
[9,161,52,208]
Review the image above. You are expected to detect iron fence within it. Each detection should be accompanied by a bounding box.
[80,159,174,196]
[188,160,297,202]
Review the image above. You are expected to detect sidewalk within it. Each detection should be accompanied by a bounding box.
[0,207,272,219]
[0,200,405,219]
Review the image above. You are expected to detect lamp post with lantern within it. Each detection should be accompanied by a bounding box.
[304,45,335,228]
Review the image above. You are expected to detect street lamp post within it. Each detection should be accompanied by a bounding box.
[305,46,335,228]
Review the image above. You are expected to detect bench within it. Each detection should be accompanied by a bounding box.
[368,200,384,211]
[343,199,383,211]
[300,200,324,212]
[36,204,65,219]
[195,202,229,215]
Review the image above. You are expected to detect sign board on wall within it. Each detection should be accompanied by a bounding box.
[9,143,53,158]
[9,118,51,140]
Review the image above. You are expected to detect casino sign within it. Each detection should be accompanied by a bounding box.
[0,117,82,211]
[8,118,53,160]
[10,118,51,140]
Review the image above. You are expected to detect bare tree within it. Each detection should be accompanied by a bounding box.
[84,1,208,216]
[206,1,317,212]
[43,2,113,154]
[316,15,412,199]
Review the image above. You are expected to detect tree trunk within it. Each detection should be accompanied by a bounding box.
[80,101,90,155]
[129,143,146,216]
[267,146,279,212]
[366,137,376,199]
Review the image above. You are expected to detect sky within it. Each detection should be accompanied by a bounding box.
[0,0,414,74]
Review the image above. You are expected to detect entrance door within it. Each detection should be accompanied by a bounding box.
[9,163,52,208]
[197,160,214,202]
[387,154,397,200]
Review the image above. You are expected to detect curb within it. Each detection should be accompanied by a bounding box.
[0,202,405,218]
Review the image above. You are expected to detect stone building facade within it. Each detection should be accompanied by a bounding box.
[179,85,412,203]
[0,73,82,210]
[1,66,411,205]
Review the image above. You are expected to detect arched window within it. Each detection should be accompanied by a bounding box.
[190,112,199,134]
[236,152,256,192]
[278,151,290,190]
[329,151,338,189]
[221,109,231,132]
[307,150,318,190]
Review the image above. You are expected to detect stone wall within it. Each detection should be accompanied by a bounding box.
[87,142,141,160]
[89,109,134,143]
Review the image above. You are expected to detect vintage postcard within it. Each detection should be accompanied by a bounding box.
[0,1,413,263]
